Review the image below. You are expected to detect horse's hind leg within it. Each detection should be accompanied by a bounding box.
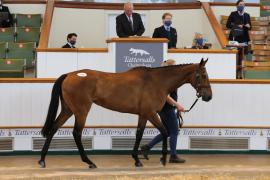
[73,106,97,169]
[39,103,73,168]
[132,115,147,167]
[148,113,168,166]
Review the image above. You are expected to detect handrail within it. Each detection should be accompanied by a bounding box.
[38,0,55,48]
[3,1,260,7]
[4,0,46,4]
[106,38,169,43]
[0,78,54,83]
[168,48,237,54]
[36,47,235,53]
[36,48,108,52]
[201,2,228,48]
[210,2,260,7]
[54,1,202,10]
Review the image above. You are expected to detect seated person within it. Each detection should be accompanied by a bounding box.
[192,33,211,49]
[0,0,13,27]
[62,33,77,48]
[116,2,145,37]
[152,12,177,49]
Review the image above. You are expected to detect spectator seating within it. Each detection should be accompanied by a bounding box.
[0,58,25,78]
[16,14,42,27]
[244,45,270,79]
[261,0,270,17]
[0,13,42,77]
[7,42,36,68]
[16,27,40,43]
[0,42,6,59]
[0,28,15,42]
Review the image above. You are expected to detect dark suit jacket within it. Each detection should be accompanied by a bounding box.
[116,13,145,37]
[226,11,251,43]
[152,26,177,49]
[0,5,13,27]
[62,43,75,48]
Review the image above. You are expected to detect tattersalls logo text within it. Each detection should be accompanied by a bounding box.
[116,43,163,72]
[124,48,156,68]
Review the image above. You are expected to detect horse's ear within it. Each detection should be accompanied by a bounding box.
[199,58,208,67]
[199,58,204,66]
[204,58,208,65]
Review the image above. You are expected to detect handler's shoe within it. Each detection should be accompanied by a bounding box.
[169,155,186,163]
[140,144,150,160]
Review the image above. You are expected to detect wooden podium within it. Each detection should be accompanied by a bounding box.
[106,37,168,72]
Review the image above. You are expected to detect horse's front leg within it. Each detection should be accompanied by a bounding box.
[132,115,147,167]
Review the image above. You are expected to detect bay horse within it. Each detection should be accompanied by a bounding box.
[38,58,212,168]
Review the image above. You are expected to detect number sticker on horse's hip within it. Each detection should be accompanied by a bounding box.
[77,73,87,77]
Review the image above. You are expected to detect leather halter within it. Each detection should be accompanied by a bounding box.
[177,66,211,128]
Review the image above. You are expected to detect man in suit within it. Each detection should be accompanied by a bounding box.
[116,2,145,37]
[152,13,177,49]
[62,33,77,48]
[0,0,13,27]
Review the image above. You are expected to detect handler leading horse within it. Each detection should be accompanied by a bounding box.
[39,58,212,168]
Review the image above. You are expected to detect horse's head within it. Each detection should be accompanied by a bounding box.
[190,58,212,102]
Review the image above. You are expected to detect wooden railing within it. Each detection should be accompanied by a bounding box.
[4,0,260,7]
[106,37,168,43]
[4,0,46,4]
[210,2,260,7]
[54,1,202,10]
[36,48,108,52]
[38,0,55,49]
[35,47,236,54]
[168,48,237,54]
[202,2,229,48]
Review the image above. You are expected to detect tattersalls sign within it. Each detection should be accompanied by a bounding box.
[115,43,164,72]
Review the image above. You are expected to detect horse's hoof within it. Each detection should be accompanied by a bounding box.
[38,160,46,168]
[89,163,97,169]
[135,161,143,167]
[160,157,166,166]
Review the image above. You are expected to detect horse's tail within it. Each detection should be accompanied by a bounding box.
[41,74,67,138]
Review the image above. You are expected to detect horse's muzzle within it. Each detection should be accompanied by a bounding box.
[202,94,212,102]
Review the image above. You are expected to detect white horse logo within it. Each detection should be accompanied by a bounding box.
[129,48,150,56]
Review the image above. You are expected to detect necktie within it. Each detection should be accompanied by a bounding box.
[128,16,134,31]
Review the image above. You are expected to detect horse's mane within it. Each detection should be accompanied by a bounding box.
[129,63,195,71]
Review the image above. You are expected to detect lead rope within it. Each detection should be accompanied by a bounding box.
[177,95,201,128]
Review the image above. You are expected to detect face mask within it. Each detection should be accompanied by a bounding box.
[164,20,172,27]
[196,38,204,46]
[70,40,76,45]
[237,5,245,12]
